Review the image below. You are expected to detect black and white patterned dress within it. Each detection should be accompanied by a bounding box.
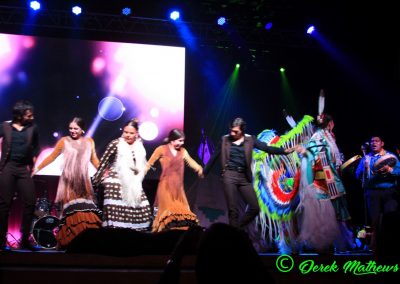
[92,138,151,230]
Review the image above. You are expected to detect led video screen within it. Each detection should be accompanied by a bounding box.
[0,32,186,175]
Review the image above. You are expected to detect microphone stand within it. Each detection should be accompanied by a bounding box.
[360,145,369,229]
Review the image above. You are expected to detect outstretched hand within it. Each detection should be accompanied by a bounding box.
[198,168,204,178]
[284,147,294,154]
[294,145,306,155]
[30,167,38,178]
[377,165,393,175]
[130,167,139,175]
[285,145,306,154]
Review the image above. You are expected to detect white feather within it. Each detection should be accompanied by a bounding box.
[286,115,297,128]
[318,89,325,115]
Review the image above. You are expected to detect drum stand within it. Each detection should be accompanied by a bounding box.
[31,188,60,249]
[359,175,373,250]
[5,232,20,248]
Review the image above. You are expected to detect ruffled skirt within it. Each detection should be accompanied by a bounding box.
[56,199,102,248]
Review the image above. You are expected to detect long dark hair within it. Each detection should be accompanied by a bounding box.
[164,128,185,143]
[12,100,34,123]
[70,117,86,131]
[124,118,139,131]
[316,113,333,129]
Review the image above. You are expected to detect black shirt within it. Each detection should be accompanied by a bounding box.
[11,127,30,162]
[227,142,246,168]
[0,124,39,164]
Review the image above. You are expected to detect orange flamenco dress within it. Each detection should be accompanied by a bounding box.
[146,145,202,232]
[35,136,102,248]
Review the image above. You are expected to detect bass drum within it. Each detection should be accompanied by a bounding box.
[32,215,60,249]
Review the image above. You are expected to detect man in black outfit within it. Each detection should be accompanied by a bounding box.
[0,100,40,251]
[204,117,294,229]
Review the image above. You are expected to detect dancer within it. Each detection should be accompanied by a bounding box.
[0,100,39,251]
[145,129,203,232]
[203,117,294,229]
[296,113,355,253]
[252,114,314,253]
[91,119,152,231]
[33,117,102,248]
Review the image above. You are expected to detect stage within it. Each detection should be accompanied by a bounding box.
[1,226,397,284]
[2,174,399,284]
[1,249,395,284]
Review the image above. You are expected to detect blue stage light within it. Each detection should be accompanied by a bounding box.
[29,1,41,11]
[217,17,226,26]
[265,22,273,30]
[170,11,180,21]
[122,7,131,16]
[72,6,82,15]
[306,25,315,34]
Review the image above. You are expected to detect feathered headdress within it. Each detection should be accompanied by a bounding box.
[317,89,325,123]
[283,109,297,129]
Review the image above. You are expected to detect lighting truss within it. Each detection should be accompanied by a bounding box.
[0,5,315,50]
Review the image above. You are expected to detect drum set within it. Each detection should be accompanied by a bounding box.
[31,196,60,249]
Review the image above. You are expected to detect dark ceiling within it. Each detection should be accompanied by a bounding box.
[1,0,398,71]
[1,1,397,40]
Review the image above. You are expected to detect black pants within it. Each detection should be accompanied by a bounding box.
[365,188,398,227]
[365,187,398,249]
[222,170,260,228]
[0,161,36,246]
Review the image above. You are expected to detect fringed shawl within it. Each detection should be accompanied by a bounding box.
[115,138,147,207]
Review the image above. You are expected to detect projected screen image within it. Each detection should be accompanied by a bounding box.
[0,33,185,175]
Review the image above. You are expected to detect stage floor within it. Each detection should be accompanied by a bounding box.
[1,248,396,284]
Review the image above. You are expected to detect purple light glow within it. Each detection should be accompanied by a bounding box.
[0,34,35,91]
[91,42,185,140]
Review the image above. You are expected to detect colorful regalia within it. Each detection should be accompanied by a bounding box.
[252,115,314,253]
[296,127,352,252]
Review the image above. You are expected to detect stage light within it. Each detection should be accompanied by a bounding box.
[217,17,226,26]
[306,25,315,34]
[29,1,41,11]
[280,67,285,72]
[236,63,240,68]
[72,6,82,15]
[265,22,273,30]
[150,107,159,118]
[170,10,180,21]
[122,7,131,16]
[139,121,159,141]
[98,96,124,121]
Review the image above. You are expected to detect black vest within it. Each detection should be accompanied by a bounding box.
[0,121,36,171]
